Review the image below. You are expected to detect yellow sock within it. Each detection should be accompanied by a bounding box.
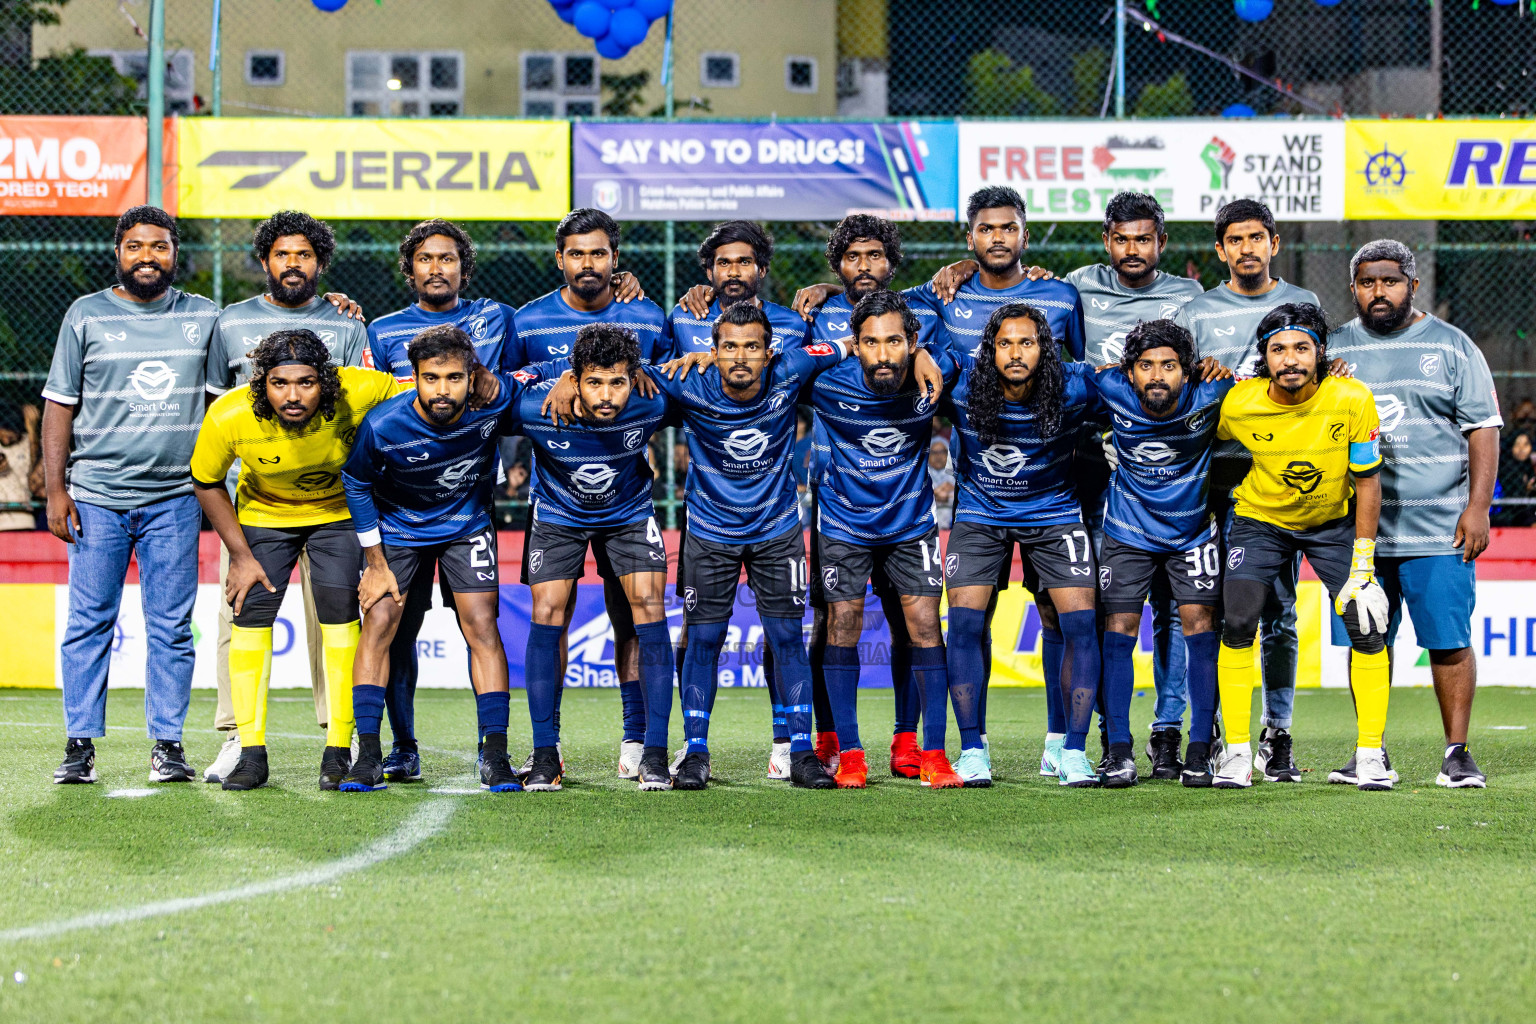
[321,620,360,748]
[1351,649,1391,749]
[229,626,272,747]
[1217,642,1257,746]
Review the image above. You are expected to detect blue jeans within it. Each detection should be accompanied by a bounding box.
[1259,553,1300,730]
[61,495,201,741]
[1148,579,1188,732]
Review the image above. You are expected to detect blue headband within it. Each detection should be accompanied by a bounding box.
[1259,325,1321,345]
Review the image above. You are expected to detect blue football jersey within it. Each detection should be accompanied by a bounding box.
[507,288,668,369]
[945,360,1102,528]
[807,288,942,351]
[1095,369,1232,552]
[504,380,677,529]
[810,352,957,546]
[650,340,846,545]
[342,369,537,547]
[908,276,1086,362]
[366,297,518,380]
[664,297,810,357]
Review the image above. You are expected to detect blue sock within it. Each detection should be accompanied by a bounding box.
[635,620,674,749]
[890,643,919,735]
[911,645,950,751]
[762,616,813,752]
[1184,631,1219,745]
[979,630,991,735]
[1102,631,1137,747]
[682,621,727,754]
[1042,626,1066,733]
[525,622,564,749]
[353,683,386,738]
[810,631,834,733]
[475,690,510,741]
[384,628,418,748]
[763,643,789,742]
[946,607,987,750]
[619,679,645,743]
[824,644,862,751]
[1059,610,1102,751]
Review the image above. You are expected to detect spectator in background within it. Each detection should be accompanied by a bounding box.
[1508,398,1536,439]
[1495,431,1536,527]
[0,403,41,530]
[929,436,956,530]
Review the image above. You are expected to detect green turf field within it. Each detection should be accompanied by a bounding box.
[1,685,1533,1022]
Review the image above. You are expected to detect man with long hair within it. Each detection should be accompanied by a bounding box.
[191,329,406,790]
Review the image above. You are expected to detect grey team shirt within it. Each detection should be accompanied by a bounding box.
[1174,278,1320,376]
[43,286,220,509]
[1329,314,1502,558]
[205,294,369,393]
[1063,263,1205,366]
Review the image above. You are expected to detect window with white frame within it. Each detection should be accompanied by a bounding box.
[347,51,463,117]
[700,51,740,89]
[245,51,284,87]
[91,49,197,113]
[520,51,598,117]
[785,56,818,94]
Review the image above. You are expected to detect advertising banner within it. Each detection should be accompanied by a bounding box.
[1345,120,1536,220]
[0,116,173,216]
[958,119,1343,222]
[573,121,958,221]
[177,118,570,219]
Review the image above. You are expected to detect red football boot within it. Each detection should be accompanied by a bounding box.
[833,747,868,788]
[920,750,964,789]
[815,731,841,772]
[890,731,921,778]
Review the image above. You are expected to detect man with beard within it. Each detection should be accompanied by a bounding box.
[190,330,407,790]
[1214,302,1393,790]
[507,208,667,782]
[340,326,535,794]
[202,211,370,784]
[1092,320,1233,787]
[1325,240,1500,789]
[43,205,220,785]
[810,290,963,790]
[940,304,1103,788]
[1175,199,1320,784]
[362,219,522,785]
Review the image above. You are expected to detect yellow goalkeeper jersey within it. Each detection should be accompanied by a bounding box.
[1217,375,1382,531]
[191,366,407,528]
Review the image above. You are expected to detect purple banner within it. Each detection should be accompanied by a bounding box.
[572,121,959,221]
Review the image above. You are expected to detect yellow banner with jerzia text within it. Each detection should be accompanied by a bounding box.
[1346,120,1536,219]
[177,118,570,220]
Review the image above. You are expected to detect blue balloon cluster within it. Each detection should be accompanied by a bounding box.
[1234,0,1272,21]
[552,0,672,60]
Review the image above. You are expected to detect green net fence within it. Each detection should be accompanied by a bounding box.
[4,0,1536,519]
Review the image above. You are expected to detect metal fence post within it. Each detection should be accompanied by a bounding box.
[146,0,166,208]
[210,0,224,306]
[1115,0,1126,119]
[662,10,678,527]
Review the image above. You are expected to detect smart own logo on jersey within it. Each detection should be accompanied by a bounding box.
[1127,441,1176,465]
[572,463,618,495]
[859,427,908,459]
[723,428,772,462]
[1280,460,1324,494]
[435,456,479,490]
[1375,393,1407,434]
[126,360,178,402]
[979,443,1028,478]
[294,470,338,492]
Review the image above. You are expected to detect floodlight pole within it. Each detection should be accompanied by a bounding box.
[146,0,166,207]
[1115,0,1126,119]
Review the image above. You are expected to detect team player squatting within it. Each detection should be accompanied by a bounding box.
[1213,302,1394,791]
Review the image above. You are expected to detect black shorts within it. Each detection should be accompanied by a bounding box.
[945,520,1095,593]
[236,520,363,627]
[1225,514,1353,597]
[682,524,807,624]
[525,516,667,585]
[1098,532,1221,614]
[385,528,499,595]
[817,528,943,604]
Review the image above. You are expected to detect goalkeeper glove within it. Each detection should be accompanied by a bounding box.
[1335,537,1390,635]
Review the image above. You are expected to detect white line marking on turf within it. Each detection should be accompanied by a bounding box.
[0,723,472,762]
[106,788,159,799]
[0,791,461,944]
[1488,725,1527,730]
[428,786,482,794]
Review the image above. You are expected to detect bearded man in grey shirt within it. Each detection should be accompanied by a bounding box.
[1326,240,1500,789]
[42,205,220,786]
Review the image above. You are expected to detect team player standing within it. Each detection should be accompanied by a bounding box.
[39,190,1501,795]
